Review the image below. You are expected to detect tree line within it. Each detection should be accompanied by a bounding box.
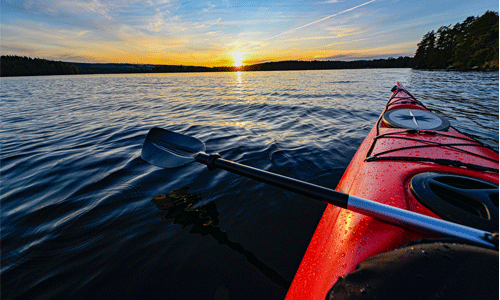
[1,56,413,77]
[413,11,499,71]
[227,57,413,72]
[1,56,79,77]
[73,62,156,74]
[152,57,413,73]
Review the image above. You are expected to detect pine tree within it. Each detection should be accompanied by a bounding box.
[414,11,499,71]
[414,31,436,69]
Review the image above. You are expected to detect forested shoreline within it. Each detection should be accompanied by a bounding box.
[0,56,79,77]
[155,56,414,73]
[413,11,498,71]
[216,57,413,72]
[1,56,412,77]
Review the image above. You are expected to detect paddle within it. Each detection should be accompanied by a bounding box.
[141,127,498,249]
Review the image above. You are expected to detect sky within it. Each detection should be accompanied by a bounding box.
[1,0,498,67]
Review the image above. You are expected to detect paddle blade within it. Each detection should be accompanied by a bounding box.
[141,127,206,168]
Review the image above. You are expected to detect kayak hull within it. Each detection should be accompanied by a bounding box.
[285,82,499,300]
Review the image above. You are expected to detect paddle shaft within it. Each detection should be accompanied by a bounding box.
[195,152,496,249]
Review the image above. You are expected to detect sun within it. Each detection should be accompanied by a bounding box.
[232,52,244,67]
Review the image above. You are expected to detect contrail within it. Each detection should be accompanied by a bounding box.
[265,0,377,41]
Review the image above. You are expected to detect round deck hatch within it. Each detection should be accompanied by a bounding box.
[383,109,450,131]
[410,172,498,232]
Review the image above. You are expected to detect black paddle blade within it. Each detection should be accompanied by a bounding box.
[141,127,206,168]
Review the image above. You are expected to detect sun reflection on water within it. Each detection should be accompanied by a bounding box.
[236,71,242,84]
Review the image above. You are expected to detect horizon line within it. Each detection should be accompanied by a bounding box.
[1,54,415,68]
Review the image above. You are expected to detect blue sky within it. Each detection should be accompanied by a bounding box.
[1,0,498,66]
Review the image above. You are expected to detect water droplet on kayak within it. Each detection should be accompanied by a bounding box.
[342,263,347,268]
[360,241,366,245]
[380,188,385,191]
[341,253,346,257]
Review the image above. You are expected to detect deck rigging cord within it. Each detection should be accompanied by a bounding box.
[366,86,499,172]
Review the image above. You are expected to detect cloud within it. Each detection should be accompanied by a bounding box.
[203,2,217,13]
[75,30,91,37]
[70,0,110,15]
[323,38,367,47]
[283,36,340,42]
[218,19,285,26]
[314,40,416,61]
[193,17,221,29]
[147,12,168,32]
[5,0,112,19]
[148,0,172,5]
[1,0,118,33]
[204,31,221,36]
[326,26,368,38]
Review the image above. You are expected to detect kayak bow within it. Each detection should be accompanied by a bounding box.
[285,82,499,300]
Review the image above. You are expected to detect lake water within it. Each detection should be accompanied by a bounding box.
[1,69,498,300]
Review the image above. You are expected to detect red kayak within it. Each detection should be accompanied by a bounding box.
[285,82,499,299]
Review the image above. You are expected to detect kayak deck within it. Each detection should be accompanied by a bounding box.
[285,82,499,300]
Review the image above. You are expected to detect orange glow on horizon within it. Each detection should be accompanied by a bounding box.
[15,39,415,68]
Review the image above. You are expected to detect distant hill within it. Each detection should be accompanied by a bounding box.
[413,11,499,71]
[232,57,413,71]
[72,62,156,74]
[0,56,79,77]
[153,57,413,73]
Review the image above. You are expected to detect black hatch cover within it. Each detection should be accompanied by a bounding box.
[410,172,498,232]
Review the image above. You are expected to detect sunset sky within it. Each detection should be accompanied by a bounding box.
[1,0,498,67]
